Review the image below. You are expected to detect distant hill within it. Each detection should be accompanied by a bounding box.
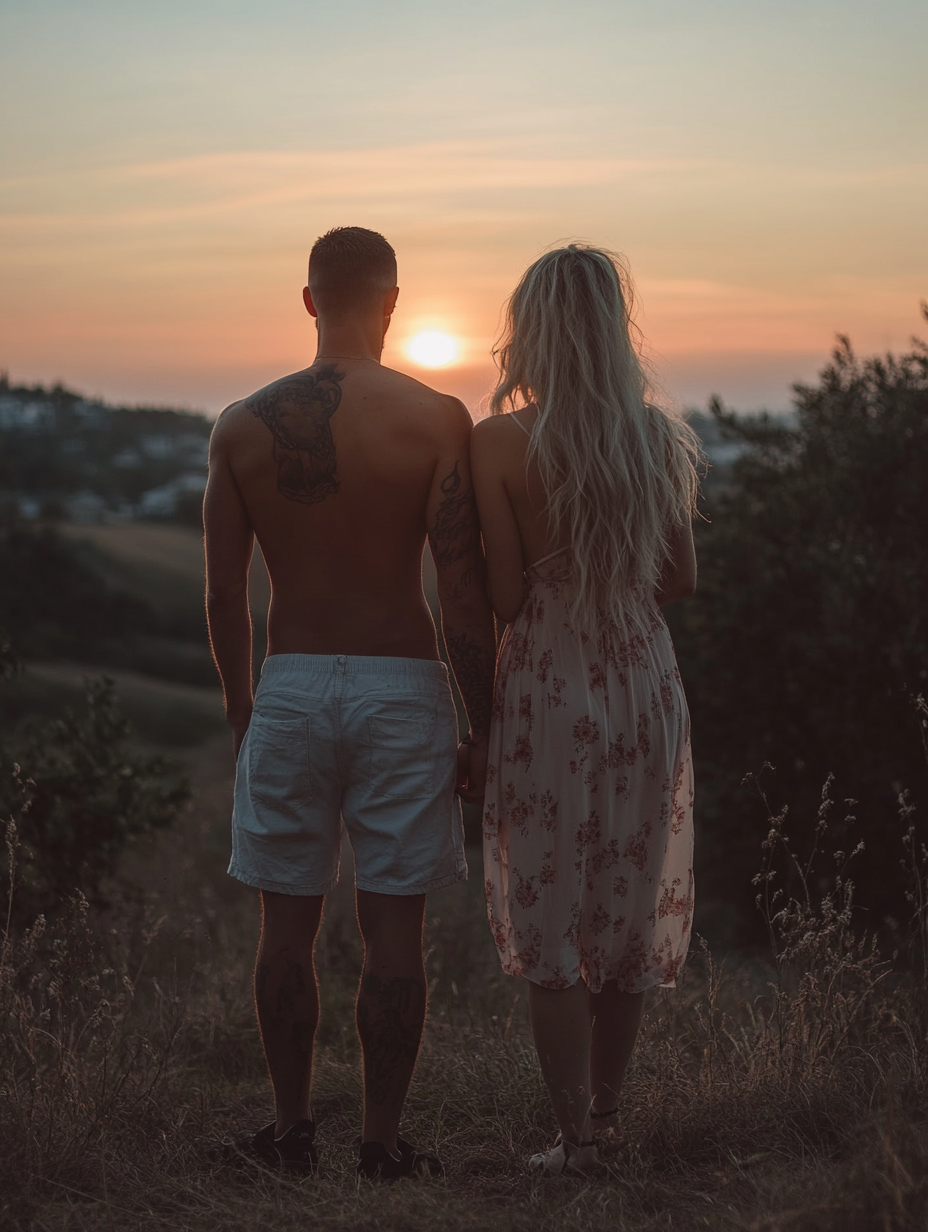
[0,375,211,526]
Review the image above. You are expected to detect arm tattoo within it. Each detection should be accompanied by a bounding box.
[429,458,495,737]
[428,460,479,600]
[246,364,344,504]
[430,461,474,569]
[444,628,495,740]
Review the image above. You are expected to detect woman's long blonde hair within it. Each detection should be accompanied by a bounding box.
[491,244,700,631]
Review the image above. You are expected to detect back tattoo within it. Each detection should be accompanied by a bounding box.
[246,364,345,504]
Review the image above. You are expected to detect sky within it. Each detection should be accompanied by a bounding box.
[1,0,925,418]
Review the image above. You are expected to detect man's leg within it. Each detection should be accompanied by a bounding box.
[255,890,325,1137]
[355,890,427,1155]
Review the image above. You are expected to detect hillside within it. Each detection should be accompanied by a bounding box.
[0,375,212,525]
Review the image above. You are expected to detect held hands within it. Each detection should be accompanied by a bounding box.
[456,735,489,805]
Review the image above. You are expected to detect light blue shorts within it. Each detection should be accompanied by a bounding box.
[229,654,466,896]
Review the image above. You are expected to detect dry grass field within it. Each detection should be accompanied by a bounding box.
[0,661,226,746]
[60,522,271,630]
[2,697,928,1232]
[59,520,442,629]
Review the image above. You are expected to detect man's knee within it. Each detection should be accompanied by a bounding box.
[356,890,426,976]
[260,891,325,946]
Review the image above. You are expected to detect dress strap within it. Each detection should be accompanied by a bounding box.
[509,412,533,438]
[527,546,569,570]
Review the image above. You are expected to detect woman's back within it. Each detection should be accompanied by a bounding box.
[474,241,696,992]
[473,245,699,628]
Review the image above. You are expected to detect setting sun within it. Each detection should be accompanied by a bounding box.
[407,331,459,368]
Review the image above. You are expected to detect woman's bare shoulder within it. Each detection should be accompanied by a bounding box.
[473,410,536,441]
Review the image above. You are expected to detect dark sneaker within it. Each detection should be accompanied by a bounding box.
[357,1135,444,1182]
[227,1119,318,1175]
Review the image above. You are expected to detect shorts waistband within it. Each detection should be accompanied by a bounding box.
[259,653,449,681]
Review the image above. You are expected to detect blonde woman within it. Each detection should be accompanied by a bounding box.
[472,245,699,1175]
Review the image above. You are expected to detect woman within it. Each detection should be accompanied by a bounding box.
[471,245,699,1176]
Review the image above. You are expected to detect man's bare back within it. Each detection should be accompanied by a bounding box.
[209,359,471,661]
[203,226,496,1178]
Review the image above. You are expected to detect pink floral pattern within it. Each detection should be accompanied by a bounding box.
[483,550,694,994]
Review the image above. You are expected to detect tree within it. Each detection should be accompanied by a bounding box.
[670,319,928,934]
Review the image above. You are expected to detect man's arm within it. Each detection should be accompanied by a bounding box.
[470,417,526,623]
[426,403,497,801]
[204,413,256,757]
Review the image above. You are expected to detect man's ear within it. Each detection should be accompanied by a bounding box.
[303,286,318,318]
[384,286,399,317]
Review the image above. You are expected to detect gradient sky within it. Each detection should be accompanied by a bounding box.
[1,0,925,416]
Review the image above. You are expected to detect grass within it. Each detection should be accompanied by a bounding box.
[2,743,927,1230]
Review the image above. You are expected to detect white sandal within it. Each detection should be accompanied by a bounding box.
[528,1138,603,1176]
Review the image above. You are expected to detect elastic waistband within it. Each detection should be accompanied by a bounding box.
[260,653,449,681]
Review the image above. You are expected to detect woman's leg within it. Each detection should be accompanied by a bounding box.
[527,979,593,1145]
[588,981,645,1115]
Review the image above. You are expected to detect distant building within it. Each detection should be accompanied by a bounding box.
[0,396,55,430]
[138,472,207,518]
[140,434,176,459]
[65,490,110,523]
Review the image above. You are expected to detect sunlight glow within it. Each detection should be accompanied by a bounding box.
[407,330,459,368]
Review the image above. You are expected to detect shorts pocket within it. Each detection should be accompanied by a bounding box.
[248,715,313,812]
[367,712,435,801]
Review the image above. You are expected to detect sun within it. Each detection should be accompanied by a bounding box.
[407,330,459,368]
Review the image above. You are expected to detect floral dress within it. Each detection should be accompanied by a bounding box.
[483,548,694,993]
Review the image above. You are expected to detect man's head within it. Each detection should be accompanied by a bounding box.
[305,227,398,323]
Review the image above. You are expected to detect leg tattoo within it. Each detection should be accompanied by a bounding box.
[356,973,426,1107]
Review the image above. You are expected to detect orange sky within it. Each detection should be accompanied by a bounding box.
[1,2,925,416]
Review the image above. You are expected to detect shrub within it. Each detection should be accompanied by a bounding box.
[0,677,190,921]
[671,322,928,932]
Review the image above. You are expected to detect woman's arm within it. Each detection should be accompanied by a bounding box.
[654,517,697,606]
[470,418,526,623]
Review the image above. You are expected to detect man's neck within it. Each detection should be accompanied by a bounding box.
[314,320,384,364]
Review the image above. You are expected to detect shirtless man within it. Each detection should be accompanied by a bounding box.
[204,227,496,1180]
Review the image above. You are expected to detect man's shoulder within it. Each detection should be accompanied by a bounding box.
[211,368,312,440]
[379,364,470,417]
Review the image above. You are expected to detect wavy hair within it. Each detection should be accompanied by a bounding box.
[491,244,700,631]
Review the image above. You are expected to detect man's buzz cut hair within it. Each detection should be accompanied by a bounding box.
[308,227,397,316]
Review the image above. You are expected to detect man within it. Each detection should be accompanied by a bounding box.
[204,227,496,1180]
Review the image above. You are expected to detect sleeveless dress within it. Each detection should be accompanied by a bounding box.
[482,420,694,994]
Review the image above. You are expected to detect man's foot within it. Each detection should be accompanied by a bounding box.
[226,1119,318,1175]
[356,1135,444,1182]
[528,1139,603,1177]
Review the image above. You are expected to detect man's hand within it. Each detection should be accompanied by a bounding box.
[456,737,488,805]
[230,707,253,762]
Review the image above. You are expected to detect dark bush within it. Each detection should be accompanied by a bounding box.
[1,677,190,921]
[670,321,928,935]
